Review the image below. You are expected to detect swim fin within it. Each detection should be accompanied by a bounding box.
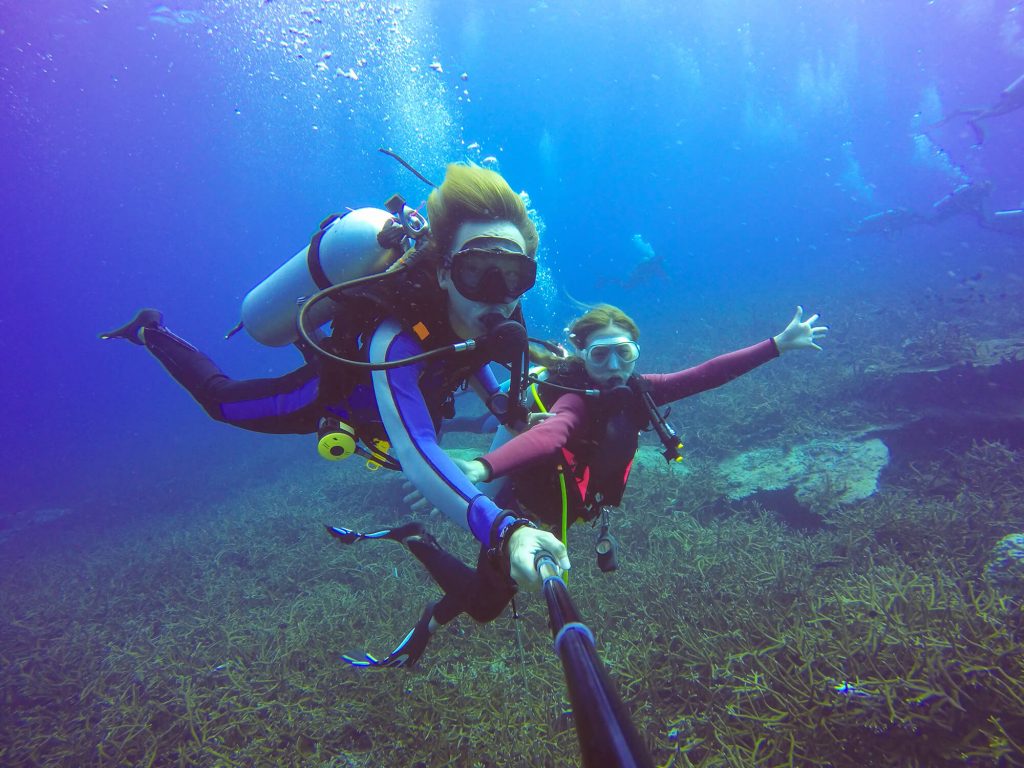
[324,521,425,545]
[341,601,437,669]
[99,308,164,345]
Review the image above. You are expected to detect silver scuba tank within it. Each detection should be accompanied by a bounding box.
[240,207,399,347]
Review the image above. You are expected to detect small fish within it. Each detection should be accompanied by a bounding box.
[429,60,443,73]
[833,681,874,699]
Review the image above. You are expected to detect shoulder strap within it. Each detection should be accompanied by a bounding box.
[307,213,345,292]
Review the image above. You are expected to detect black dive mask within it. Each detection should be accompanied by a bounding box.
[448,248,537,304]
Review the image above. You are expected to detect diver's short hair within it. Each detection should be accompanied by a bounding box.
[426,164,539,260]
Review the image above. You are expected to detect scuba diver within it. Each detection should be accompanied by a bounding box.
[101,162,570,607]
[850,182,996,236]
[598,234,670,291]
[329,303,827,668]
[933,72,1024,147]
[848,207,925,239]
[927,180,992,227]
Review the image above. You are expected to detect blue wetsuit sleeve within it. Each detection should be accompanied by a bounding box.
[464,363,502,432]
[470,364,501,398]
[369,320,509,546]
[475,424,514,501]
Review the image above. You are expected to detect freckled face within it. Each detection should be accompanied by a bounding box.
[579,324,638,386]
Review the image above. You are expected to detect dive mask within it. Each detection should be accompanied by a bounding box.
[447,247,537,304]
[582,339,640,365]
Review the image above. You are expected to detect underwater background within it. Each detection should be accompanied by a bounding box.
[2,1,1023,766]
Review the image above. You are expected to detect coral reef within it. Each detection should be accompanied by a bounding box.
[717,437,889,510]
[986,533,1024,600]
[1,409,1022,765]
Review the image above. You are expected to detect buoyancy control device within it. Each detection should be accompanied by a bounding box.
[228,150,532,468]
[239,203,425,347]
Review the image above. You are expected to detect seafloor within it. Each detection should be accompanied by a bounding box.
[2,303,1024,767]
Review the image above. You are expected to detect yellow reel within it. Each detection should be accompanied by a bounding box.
[317,418,357,461]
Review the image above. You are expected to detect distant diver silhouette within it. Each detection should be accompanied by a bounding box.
[597,234,670,291]
[848,207,925,239]
[934,72,1024,146]
[928,181,992,227]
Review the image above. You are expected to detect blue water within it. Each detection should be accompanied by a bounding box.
[1,1,1022,523]
[3,3,1024,766]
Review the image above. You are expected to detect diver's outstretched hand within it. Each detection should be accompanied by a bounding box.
[772,306,828,353]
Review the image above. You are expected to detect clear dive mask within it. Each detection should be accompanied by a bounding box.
[581,339,640,366]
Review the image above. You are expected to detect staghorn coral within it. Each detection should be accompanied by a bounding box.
[1,439,1023,766]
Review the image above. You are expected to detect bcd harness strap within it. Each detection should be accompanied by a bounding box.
[307,213,344,293]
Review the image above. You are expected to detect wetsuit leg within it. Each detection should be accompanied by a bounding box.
[141,327,324,434]
[326,521,514,626]
[464,545,517,623]
[404,532,515,625]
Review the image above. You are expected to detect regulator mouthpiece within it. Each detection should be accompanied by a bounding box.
[481,318,528,363]
[602,384,633,410]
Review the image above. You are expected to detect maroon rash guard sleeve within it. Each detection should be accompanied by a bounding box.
[643,338,779,405]
[480,338,779,479]
[479,393,587,479]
